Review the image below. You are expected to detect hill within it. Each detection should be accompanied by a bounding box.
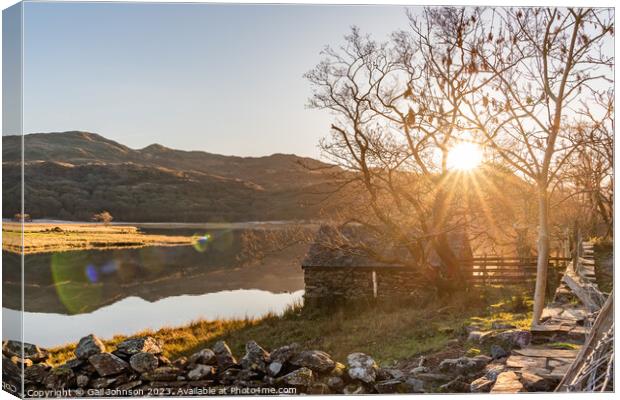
[2,131,340,222]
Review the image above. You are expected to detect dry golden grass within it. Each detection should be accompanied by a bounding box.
[2,223,192,254]
[47,286,532,368]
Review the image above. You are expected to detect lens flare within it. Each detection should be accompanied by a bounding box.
[192,233,212,253]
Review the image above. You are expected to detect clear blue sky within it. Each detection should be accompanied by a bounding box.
[7,2,414,158]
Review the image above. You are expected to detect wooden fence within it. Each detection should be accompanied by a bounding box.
[461,256,571,285]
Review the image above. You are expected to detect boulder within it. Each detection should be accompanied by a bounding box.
[403,377,425,393]
[278,367,314,387]
[491,371,525,393]
[484,363,507,381]
[482,329,531,349]
[326,376,345,392]
[267,343,300,376]
[24,363,50,384]
[76,374,89,388]
[88,353,129,377]
[375,379,404,393]
[187,364,215,381]
[520,371,558,392]
[490,344,508,359]
[129,352,159,373]
[63,358,85,370]
[470,376,494,392]
[290,350,335,373]
[382,368,405,380]
[240,341,270,373]
[308,382,331,394]
[141,367,181,382]
[343,383,366,394]
[75,335,106,360]
[409,366,429,375]
[347,352,379,383]
[188,348,216,365]
[43,366,75,390]
[213,341,237,370]
[438,355,491,376]
[115,337,162,356]
[439,376,471,393]
[3,340,48,363]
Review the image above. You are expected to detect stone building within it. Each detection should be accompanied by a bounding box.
[301,224,473,304]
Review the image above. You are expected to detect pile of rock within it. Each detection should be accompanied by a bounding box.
[1,324,543,397]
[3,336,428,396]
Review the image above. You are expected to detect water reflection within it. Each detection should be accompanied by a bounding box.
[4,289,304,347]
[2,227,308,346]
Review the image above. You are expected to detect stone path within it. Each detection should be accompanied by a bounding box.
[490,242,600,393]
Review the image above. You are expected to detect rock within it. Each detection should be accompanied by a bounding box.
[470,376,494,392]
[270,343,300,364]
[491,371,524,393]
[76,374,89,388]
[90,377,113,389]
[278,367,314,387]
[24,363,50,383]
[129,352,159,373]
[88,353,129,377]
[439,376,470,393]
[2,355,21,389]
[290,350,335,373]
[438,356,490,376]
[346,352,379,383]
[490,344,508,359]
[188,348,216,365]
[415,373,452,382]
[141,367,181,382]
[63,358,85,370]
[187,364,215,381]
[483,329,531,349]
[213,341,237,370]
[382,368,405,380]
[484,363,506,381]
[375,379,406,393]
[520,371,558,392]
[467,331,487,342]
[43,366,75,390]
[267,361,284,377]
[409,366,429,375]
[116,337,162,356]
[3,340,49,363]
[308,382,331,394]
[343,383,366,394]
[326,376,344,392]
[75,334,106,360]
[403,377,425,393]
[240,340,270,372]
[117,380,142,391]
[172,356,188,369]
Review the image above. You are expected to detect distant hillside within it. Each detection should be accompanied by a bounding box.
[2,131,341,222]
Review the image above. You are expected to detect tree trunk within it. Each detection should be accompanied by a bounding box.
[532,186,550,325]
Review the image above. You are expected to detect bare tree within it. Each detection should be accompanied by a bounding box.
[92,211,114,226]
[305,9,496,286]
[460,7,613,323]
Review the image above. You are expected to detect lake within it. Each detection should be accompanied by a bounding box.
[2,226,308,347]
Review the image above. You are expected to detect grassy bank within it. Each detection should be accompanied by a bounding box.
[47,286,532,367]
[2,223,192,254]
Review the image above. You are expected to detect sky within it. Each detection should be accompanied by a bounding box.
[3,2,415,158]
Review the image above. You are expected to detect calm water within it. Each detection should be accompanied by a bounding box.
[2,227,307,347]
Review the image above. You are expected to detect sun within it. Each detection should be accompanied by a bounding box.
[447,142,483,171]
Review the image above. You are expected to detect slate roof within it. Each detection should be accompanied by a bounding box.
[302,224,472,269]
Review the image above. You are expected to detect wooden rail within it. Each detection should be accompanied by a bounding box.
[461,256,570,285]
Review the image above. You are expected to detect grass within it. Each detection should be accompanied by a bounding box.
[47,286,532,368]
[2,223,192,254]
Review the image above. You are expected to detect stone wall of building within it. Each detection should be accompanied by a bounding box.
[303,267,424,304]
